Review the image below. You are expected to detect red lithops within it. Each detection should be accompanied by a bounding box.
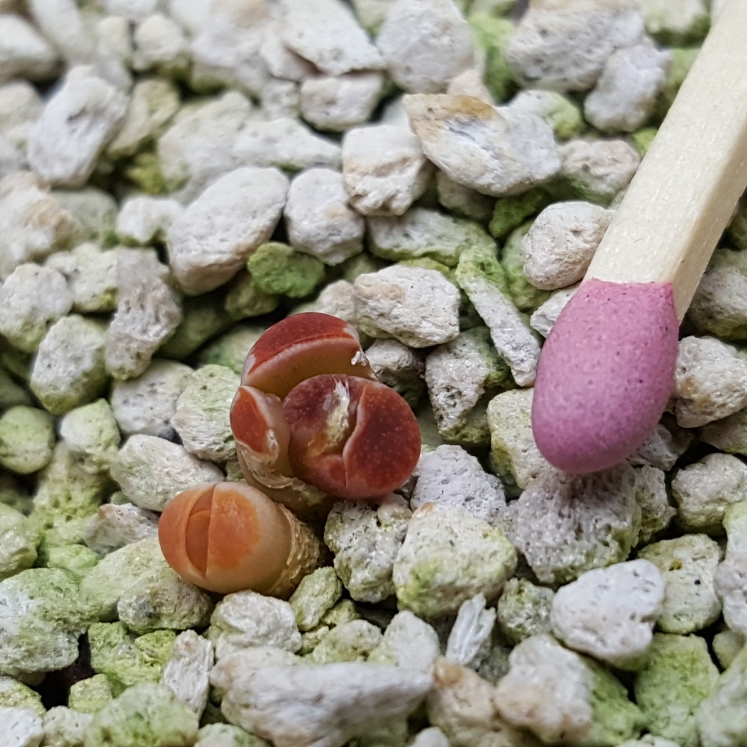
[230,385,292,476]
[158,482,323,596]
[230,312,422,503]
[283,374,421,500]
[241,312,376,398]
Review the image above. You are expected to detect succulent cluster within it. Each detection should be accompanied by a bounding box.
[159,311,421,594]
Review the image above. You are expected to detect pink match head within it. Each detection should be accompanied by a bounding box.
[532,279,679,474]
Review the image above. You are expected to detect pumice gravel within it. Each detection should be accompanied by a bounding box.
[0,0,743,745]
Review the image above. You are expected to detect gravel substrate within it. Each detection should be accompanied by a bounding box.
[0,0,745,746]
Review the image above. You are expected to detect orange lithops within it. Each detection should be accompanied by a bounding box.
[158,482,324,597]
[283,374,421,500]
[241,312,376,398]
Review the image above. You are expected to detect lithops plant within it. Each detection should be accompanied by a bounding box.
[231,312,421,513]
[158,481,325,597]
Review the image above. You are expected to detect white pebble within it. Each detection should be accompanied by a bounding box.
[411,728,450,747]
[0,172,74,280]
[365,338,425,407]
[551,560,665,669]
[445,594,496,670]
[116,196,183,246]
[671,453,747,533]
[354,265,460,347]
[42,707,92,747]
[104,249,182,380]
[157,91,252,198]
[503,465,641,584]
[715,553,747,638]
[405,94,561,197]
[505,0,645,91]
[558,138,641,204]
[302,280,357,325]
[27,0,93,70]
[30,315,107,416]
[171,365,239,462]
[342,124,432,216]
[377,0,474,93]
[456,258,541,387]
[45,244,119,313]
[280,0,384,76]
[529,285,579,337]
[111,434,223,511]
[522,202,613,290]
[106,75,180,158]
[211,659,431,747]
[1,705,44,747]
[412,445,505,526]
[369,610,440,673]
[0,263,72,353]
[672,336,747,428]
[261,78,301,120]
[638,0,708,45]
[629,423,689,472]
[585,41,670,133]
[132,13,190,75]
[166,167,289,295]
[83,503,159,555]
[0,14,58,85]
[232,117,342,174]
[27,66,128,188]
[393,503,517,618]
[58,398,120,475]
[639,534,722,634]
[189,0,269,97]
[446,68,494,104]
[324,496,411,604]
[284,168,365,265]
[0,81,42,152]
[487,388,551,493]
[494,634,592,744]
[209,590,301,660]
[300,73,384,132]
[162,630,214,718]
[110,359,192,439]
[259,21,316,82]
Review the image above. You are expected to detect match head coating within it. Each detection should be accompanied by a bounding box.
[532,279,679,474]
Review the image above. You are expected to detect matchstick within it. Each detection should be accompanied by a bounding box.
[532,0,747,474]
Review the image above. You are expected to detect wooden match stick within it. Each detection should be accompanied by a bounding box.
[532,0,747,474]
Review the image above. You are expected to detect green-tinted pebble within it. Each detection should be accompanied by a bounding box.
[69,674,114,714]
[501,222,552,312]
[248,242,326,298]
[161,293,234,360]
[88,622,176,695]
[634,633,719,747]
[46,544,100,580]
[83,682,198,747]
[631,127,658,157]
[468,14,516,102]
[490,189,549,240]
[125,152,168,195]
[224,271,280,321]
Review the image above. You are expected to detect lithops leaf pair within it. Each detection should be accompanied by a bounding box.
[231,312,422,506]
[159,481,325,597]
